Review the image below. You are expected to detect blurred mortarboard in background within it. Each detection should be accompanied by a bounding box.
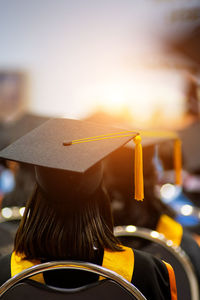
[0,113,49,150]
[121,130,182,185]
[139,130,182,186]
[178,121,200,174]
[0,118,144,201]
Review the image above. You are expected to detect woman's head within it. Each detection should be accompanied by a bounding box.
[14,167,122,261]
[34,162,103,210]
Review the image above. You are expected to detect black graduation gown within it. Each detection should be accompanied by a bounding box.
[0,246,176,300]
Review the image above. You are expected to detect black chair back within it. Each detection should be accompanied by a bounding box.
[0,261,147,300]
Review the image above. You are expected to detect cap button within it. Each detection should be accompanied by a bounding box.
[133,135,142,144]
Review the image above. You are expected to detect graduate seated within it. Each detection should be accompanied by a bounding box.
[103,136,200,286]
[0,118,177,300]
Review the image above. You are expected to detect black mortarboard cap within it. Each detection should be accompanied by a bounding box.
[0,118,143,200]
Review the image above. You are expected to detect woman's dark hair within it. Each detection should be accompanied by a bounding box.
[103,145,176,230]
[14,183,122,261]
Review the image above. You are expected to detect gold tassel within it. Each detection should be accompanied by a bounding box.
[174,139,182,185]
[133,135,144,201]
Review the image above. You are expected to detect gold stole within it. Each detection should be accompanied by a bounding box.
[157,214,183,246]
[11,245,134,284]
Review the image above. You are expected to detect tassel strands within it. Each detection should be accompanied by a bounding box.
[174,139,182,186]
[133,135,144,201]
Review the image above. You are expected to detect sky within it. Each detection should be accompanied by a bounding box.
[0,0,199,125]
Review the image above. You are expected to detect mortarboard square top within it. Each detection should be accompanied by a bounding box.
[0,118,139,174]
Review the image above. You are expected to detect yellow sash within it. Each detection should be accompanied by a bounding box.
[11,252,45,283]
[101,245,134,282]
[11,245,134,284]
[156,214,183,246]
